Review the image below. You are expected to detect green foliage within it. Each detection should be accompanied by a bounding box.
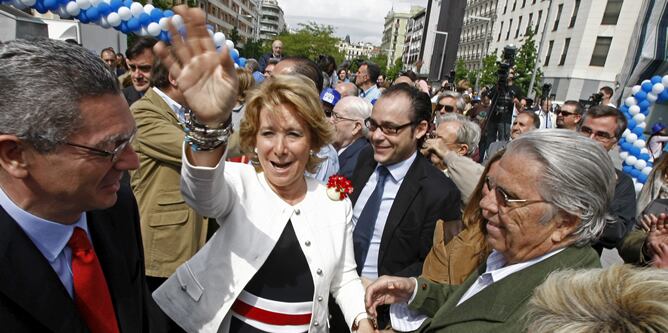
[239,38,265,60]
[478,54,499,89]
[277,22,345,65]
[454,59,470,84]
[369,53,388,75]
[513,26,542,97]
[386,58,403,81]
[229,27,240,45]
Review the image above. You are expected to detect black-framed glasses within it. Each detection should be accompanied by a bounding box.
[435,104,455,113]
[331,111,357,122]
[485,176,547,209]
[578,126,615,141]
[557,110,577,117]
[365,118,415,135]
[65,130,136,163]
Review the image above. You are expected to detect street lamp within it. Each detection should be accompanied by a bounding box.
[469,15,492,93]
[432,30,449,80]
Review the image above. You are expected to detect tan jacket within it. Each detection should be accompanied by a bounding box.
[130,88,207,278]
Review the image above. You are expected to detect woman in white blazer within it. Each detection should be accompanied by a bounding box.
[151,10,374,332]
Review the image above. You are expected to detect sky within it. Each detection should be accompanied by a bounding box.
[279,0,428,45]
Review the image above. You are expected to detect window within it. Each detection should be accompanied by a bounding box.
[601,0,623,25]
[506,19,513,40]
[516,16,523,38]
[545,40,554,66]
[569,0,580,28]
[522,0,526,8]
[527,13,534,34]
[512,0,517,11]
[503,0,508,14]
[498,21,504,41]
[559,38,570,65]
[590,36,613,66]
[536,10,543,31]
[553,4,563,31]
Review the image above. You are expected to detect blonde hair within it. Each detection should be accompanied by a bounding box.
[526,265,668,333]
[239,74,334,173]
[236,68,255,104]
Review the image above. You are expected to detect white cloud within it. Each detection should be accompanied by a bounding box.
[278,0,427,44]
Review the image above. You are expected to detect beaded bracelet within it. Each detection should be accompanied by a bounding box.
[183,108,233,151]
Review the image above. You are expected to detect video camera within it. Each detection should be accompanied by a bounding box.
[488,45,517,123]
[580,92,603,110]
[541,83,552,101]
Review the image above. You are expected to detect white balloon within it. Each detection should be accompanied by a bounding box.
[130,2,144,17]
[623,128,631,138]
[57,5,71,18]
[653,83,665,95]
[75,0,90,10]
[208,29,214,38]
[633,139,646,148]
[171,14,184,30]
[625,96,637,107]
[647,92,658,103]
[637,122,647,129]
[643,166,653,175]
[159,17,169,30]
[632,85,642,95]
[107,12,121,26]
[139,27,148,36]
[626,155,638,166]
[225,40,234,50]
[20,0,36,6]
[635,159,648,170]
[143,3,154,14]
[634,113,646,123]
[641,148,650,155]
[629,105,641,115]
[89,0,99,7]
[642,79,652,86]
[98,17,110,28]
[147,22,161,36]
[635,182,644,193]
[117,6,131,20]
[66,1,80,16]
[213,32,226,46]
[619,151,629,160]
[627,133,638,143]
[663,75,668,88]
[12,0,27,10]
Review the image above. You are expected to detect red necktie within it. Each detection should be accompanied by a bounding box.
[68,227,120,333]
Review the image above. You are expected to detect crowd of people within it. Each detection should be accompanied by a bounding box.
[2,6,668,333]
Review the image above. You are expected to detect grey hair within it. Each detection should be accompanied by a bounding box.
[434,113,481,156]
[505,129,615,247]
[335,96,372,136]
[438,90,466,112]
[0,39,120,153]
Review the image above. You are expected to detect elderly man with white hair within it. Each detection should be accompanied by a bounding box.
[367,129,615,333]
[330,96,372,178]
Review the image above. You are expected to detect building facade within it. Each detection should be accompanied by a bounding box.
[426,0,467,82]
[337,40,376,61]
[200,0,258,43]
[259,0,285,41]
[457,0,498,71]
[489,0,642,101]
[402,7,427,73]
[380,5,424,70]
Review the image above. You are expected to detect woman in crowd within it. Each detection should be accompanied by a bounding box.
[338,68,349,83]
[151,7,374,333]
[231,68,255,132]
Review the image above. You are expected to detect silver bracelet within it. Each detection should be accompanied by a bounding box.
[183,108,233,151]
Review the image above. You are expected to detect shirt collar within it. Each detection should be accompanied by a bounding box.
[153,87,187,123]
[363,85,378,97]
[482,248,565,283]
[0,186,88,262]
[381,151,417,183]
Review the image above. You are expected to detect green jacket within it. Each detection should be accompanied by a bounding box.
[409,246,601,333]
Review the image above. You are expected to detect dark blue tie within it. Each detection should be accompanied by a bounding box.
[353,166,390,275]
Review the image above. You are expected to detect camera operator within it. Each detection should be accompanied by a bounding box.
[600,86,615,107]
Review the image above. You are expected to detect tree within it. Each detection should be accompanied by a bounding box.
[478,54,499,89]
[386,58,403,81]
[513,26,543,97]
[277,22,345,65]
[369,53,388,75]
[239,38,265,60]
[454,59,470,85]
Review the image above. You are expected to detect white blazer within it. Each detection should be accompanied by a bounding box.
[153,152,366,332]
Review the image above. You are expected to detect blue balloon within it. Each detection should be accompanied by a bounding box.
[634,90,648,102]
[638,173,649,183]
[641,153,652,161]
[619,138,627,145]
[34,0,48,13]
[642,109,650,116]
[78,10,90,23]
[120,21,130,34]
[621,142,633,151]
[43,0,58,10]
[640,100,651,110]
[651,75,663,85]
[98,2,111,15]
[127,17,140,31]
[620,105,629,113]
[628,119,637,129]
[633,127,644,136]
[110,0,122,10]
[58,0,69,5]
[139,13,151,26]
[123,0,132,7]
[660,89,668,102]
[648,161,654,167]
[150,8,163,22]
[159,31,170,43]
[231,49,240,62]
[163,9,174,17]
[642,81,654,92]
[623,165,633,174]
[86,6,100,21]
[630,146,641,156]
[238,57,247,67]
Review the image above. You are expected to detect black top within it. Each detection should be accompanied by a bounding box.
[230,221,314,333]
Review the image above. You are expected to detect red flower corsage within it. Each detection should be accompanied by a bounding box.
[326,175,354,201]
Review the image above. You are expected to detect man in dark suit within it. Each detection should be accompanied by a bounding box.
[330,84,461,329]
[123,37,158,106]
[258,39,284,73]
[0,39,158,332]
[330,96,372,178]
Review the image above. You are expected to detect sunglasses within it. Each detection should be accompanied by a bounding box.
[557,110,577,117]
[435,104,455,113]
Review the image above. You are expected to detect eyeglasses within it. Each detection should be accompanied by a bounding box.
[485,176,547,209]
[435,104,455,113]
[331,111,357,122]
[578,126,615,141]
[65,130,136,163]
[365,118,415,135]
[557,110,577,117]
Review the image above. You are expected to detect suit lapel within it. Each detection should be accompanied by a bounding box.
[0,207,85,333]
[144,89,181,126]
[339,138,367,166]
[350,146,377,205]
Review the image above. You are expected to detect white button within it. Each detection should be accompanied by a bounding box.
[317,296,323,301]
[295,209,301,215]
[313,321,319,327]
[316,268,323,275]
[305,240,311,246]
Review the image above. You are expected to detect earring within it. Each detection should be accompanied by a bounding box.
[254,147,258,154]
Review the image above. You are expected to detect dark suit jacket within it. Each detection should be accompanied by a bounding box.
[337,138,369,179]
[258,52,284,73]
[593,170,636,253]
[411,246,600,333]
[350,147,461,277]
[123,85,143,107]
[0,185,157,333]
